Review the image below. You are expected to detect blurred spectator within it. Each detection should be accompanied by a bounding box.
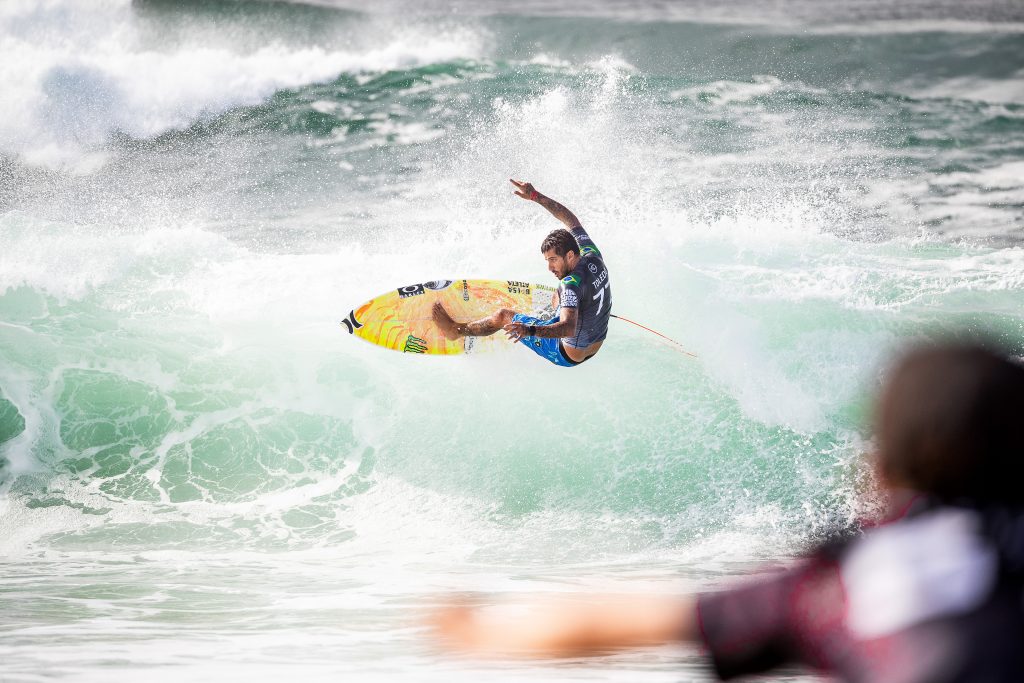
[430,342,1024,682]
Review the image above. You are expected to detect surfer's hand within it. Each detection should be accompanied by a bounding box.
[510,179,541,202]
[503,321,528,342]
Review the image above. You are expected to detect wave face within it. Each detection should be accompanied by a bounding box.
[1,1,1023,681]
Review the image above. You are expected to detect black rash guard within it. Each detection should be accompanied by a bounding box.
[558,225,611,348]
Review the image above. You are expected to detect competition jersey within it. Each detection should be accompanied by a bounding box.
[558,225,611,349]
[697,498,1024,682]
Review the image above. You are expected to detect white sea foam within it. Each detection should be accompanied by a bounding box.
[527,53,573,68]
[0,214,239,301]
[802,19,1024,35]
[0,0,483,169]
[369,120,447,146]
[669,75,787,105]
[933,160,1024,191]
[912,72,1024,105]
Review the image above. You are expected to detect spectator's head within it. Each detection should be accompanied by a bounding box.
[876,343,1024,505]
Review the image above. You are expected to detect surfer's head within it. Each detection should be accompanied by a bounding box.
[874,341,1024,505]
[541,229,580,279]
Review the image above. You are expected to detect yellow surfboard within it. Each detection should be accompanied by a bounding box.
[342,279,558,355]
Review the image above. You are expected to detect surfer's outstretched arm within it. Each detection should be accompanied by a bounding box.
[510,179,582,230]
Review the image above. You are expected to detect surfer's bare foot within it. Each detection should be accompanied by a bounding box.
[432,302,462,340]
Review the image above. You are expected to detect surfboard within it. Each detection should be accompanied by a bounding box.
[341,279,558,355]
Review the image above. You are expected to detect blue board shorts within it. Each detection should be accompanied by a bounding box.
[511,313,583,368]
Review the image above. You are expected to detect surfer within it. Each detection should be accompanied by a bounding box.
[432,180,611,367]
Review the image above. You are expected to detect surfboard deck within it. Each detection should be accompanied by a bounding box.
[342,279,557,355]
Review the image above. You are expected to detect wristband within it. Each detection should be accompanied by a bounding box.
[528,324,537,337]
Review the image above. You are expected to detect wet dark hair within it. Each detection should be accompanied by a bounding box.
[540,229,579,258]
[877,343,1024,505]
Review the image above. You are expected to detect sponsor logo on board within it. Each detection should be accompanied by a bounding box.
[398,284,425,298]
[507,280,530,295]
[340,309,363,334]
[403,334,428,353]
[424,280,453,290]
[462,280,470,302]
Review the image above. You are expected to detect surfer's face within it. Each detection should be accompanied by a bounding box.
[543,249,571,279]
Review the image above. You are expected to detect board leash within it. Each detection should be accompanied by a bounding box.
[610,314,698,358]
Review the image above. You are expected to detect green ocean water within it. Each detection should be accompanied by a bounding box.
[1,1,1023,681]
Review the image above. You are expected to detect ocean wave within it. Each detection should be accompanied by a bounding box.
[309,0,1024,26]
[0,1,485,169]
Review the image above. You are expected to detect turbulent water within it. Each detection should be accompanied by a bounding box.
[1,0,1023,680]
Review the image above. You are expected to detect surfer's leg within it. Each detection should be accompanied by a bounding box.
[433,303,515,340]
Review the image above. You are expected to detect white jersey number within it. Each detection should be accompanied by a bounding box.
[592,283,610,315]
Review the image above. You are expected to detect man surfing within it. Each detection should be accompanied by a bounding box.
[432,180,611,367]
